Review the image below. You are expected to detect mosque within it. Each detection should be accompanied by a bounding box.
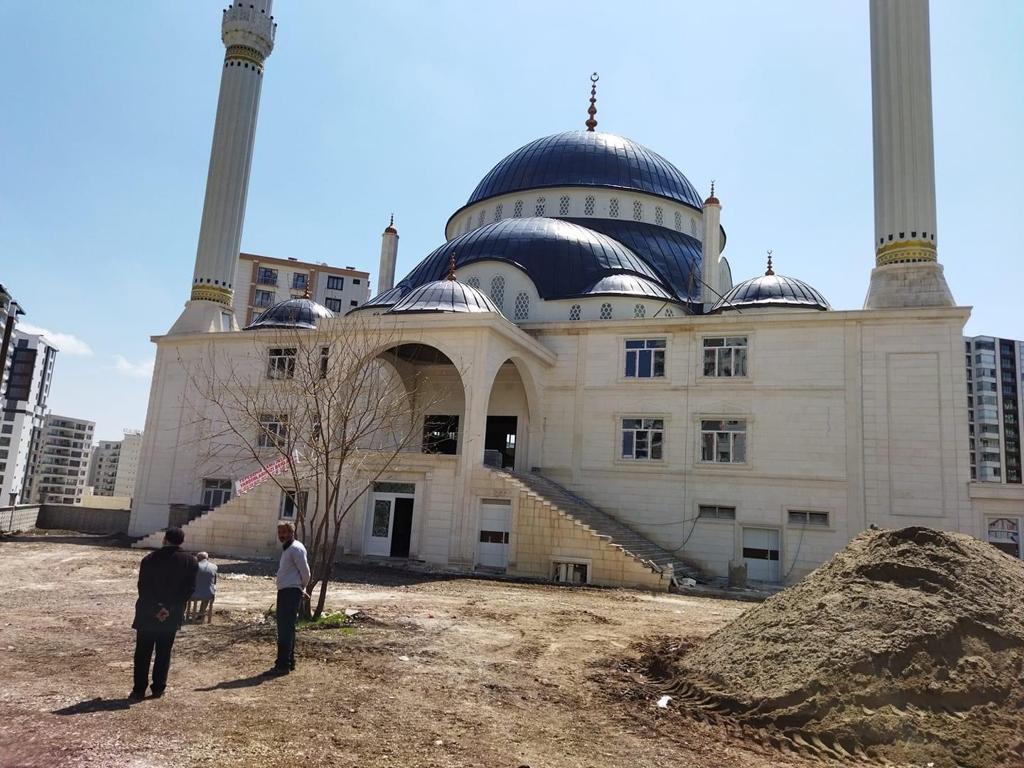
[129,1,1013,589]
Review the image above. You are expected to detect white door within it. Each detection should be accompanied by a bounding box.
[742,527,781,582]
[365,494,395,557]
[478,500,511,569]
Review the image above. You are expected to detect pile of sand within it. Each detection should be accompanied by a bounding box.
[653,527,1024,767]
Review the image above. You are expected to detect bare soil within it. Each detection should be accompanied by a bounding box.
[631,527,1024,768]
[0,533,810,768]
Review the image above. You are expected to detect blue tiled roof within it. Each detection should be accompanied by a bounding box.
[712,273,831,313]
[362,217,700,308]
[464,131,703,210]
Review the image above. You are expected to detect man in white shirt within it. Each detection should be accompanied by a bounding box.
[263,521,310,676]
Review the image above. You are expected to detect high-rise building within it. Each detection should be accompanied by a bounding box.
[234,253,369,327]
[28,414,94,505]
[0,284,26,397]
[965,336,1023,484]
[1,330,57,506]
[87,430,143,499]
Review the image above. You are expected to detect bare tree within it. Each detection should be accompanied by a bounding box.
[181,313,450,618]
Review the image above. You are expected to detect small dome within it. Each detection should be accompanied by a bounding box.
[585,274,674,300]
[386,279,504,316]
[712,274,830,313]
[244,297,334,330]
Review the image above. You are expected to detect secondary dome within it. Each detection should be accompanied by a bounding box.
[712,273,830,313]
[465,131,704,210]
[244,297,334,330]
[386,279,503,315]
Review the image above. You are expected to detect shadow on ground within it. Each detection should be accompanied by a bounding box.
[52,697,133,715]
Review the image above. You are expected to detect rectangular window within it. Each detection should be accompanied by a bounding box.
[254,289,275,308]
[373,481,415,494]
[700,419,747,463]
[0,425,11,434]
[326,276,344,290]
[201,478,233,509]
[291,273,308,290]
[280,489,309,519]
[787,510,830,526]
[423,415,459,455]
[703,336,748,377]
[324,297,343,312]
[552,561,589,584]
[267,347,296,379]
[350,300,359,307]
[621,418,664,460]
[698,505,736,520]
[352,278,361,285]
[624,339,666,378]
[256,267,278,286]
[258,414,289,448]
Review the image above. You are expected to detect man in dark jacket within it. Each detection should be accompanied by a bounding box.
[130,527,198,700]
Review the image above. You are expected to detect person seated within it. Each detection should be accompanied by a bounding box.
[187,552,218,623]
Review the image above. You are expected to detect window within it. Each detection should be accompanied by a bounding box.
[690,219,698,237]
[256,267,278,286]
[700,419,747,464]
[490,275,505,308]
[988,518,1021,557]
[788,510,830,527]
[634,304,646,319]
[280,489,309,519]
[600,303,613,320]
[624,339,665,378]
[698,505,736,520]
[513,200,523,218]
[291,273,308,290]
[350,300,358,307]
[535,197,546,216]
[258,414,289,448]
[423,415,459,455]
[609,198,619,218]
[373,481,415,494]
[477,210,485,227]
[655,206,664,226]
[0,425,10,434]
[621,418,664,460]
[326,276,344,290]
[514,292,529,321]
[584,195,595,216]
[494,203,503,221]
[553,561,589,584]
[201,478,232,509]
[559,195,570,216]
[466,276,481,289]
[569,304,581,321]
[267,347,296,379]
[352,278,361,285]
[324,297,343,312]
[674,211,682,231]
[254,289,275,308]
[703,336,748,377]
[633,200,643,221]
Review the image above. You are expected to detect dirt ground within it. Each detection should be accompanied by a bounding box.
[0,534,819,768]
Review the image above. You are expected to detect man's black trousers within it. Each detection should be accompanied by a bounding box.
[275,587,303,671]
[133,630,177,695]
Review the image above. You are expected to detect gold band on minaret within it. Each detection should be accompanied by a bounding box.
[875,239,938,266]
[225,45,266,68]
[190,284,234,305]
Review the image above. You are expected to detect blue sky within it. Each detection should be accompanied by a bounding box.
[1,1,1022,440]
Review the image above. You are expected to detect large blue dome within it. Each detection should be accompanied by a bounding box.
[464,131,704,210]
[361,217,700,309]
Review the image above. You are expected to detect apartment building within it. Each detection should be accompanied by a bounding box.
[1,330,57,506]
[87,430,143,499]
[965,336,1023,484]
[233,253,370,328]
[28,414,94,504]
[0,284,26,397]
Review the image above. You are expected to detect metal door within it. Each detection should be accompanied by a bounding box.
[742,527,781,582]
[478,500,511,569]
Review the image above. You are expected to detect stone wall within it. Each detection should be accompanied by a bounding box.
[37,505,130,535]
[0,505,41,533]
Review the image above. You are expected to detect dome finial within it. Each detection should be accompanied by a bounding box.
[765,249,775,276]
[585,72,599,132]
[384,213,397,235]
[704,180,720,206]
[447,252,457,281]
[303,276,312,299]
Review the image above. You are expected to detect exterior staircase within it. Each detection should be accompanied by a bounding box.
[500,470,707,586]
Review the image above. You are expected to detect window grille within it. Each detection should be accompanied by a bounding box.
[559,196,570,216]
[600,303,612,320]
[490,275,505,308]
[691,219,698,237]
[584,196,595,216]
[674,211,682,231]
[477,210,485,227]
[634,304,646,319]
[655,206,663,226]
[494,203,503,221]
[609,198,619,218]
[514,292,529,321]
[466,276,481,289]
[513,200,523,218]
[633,200,643,221]
[569,304,581,321]
[535,197,546,216]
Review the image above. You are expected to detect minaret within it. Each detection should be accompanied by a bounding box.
[377,215,399,295]
[170,2,277,334]
[863,0,954,309]
[701,182,722,309]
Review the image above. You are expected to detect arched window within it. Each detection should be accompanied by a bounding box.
[559,196,570,216]
[634,304,646,318]
[494,203,503,222]
[655,206,664,226]
[674,211,682,231]
[477,210,485,227]
[513,200,523,218]
[690,219,698,237]
[535,197,546,216]
[466,276,481,289]
[584,195,595,216]
[514,292,530,321]
[569,304,581,321]
[988,518,1021,557]
[600,302,613,320]
[633,200,643,221]
[609,198,619,218]
[490,275,505,308]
